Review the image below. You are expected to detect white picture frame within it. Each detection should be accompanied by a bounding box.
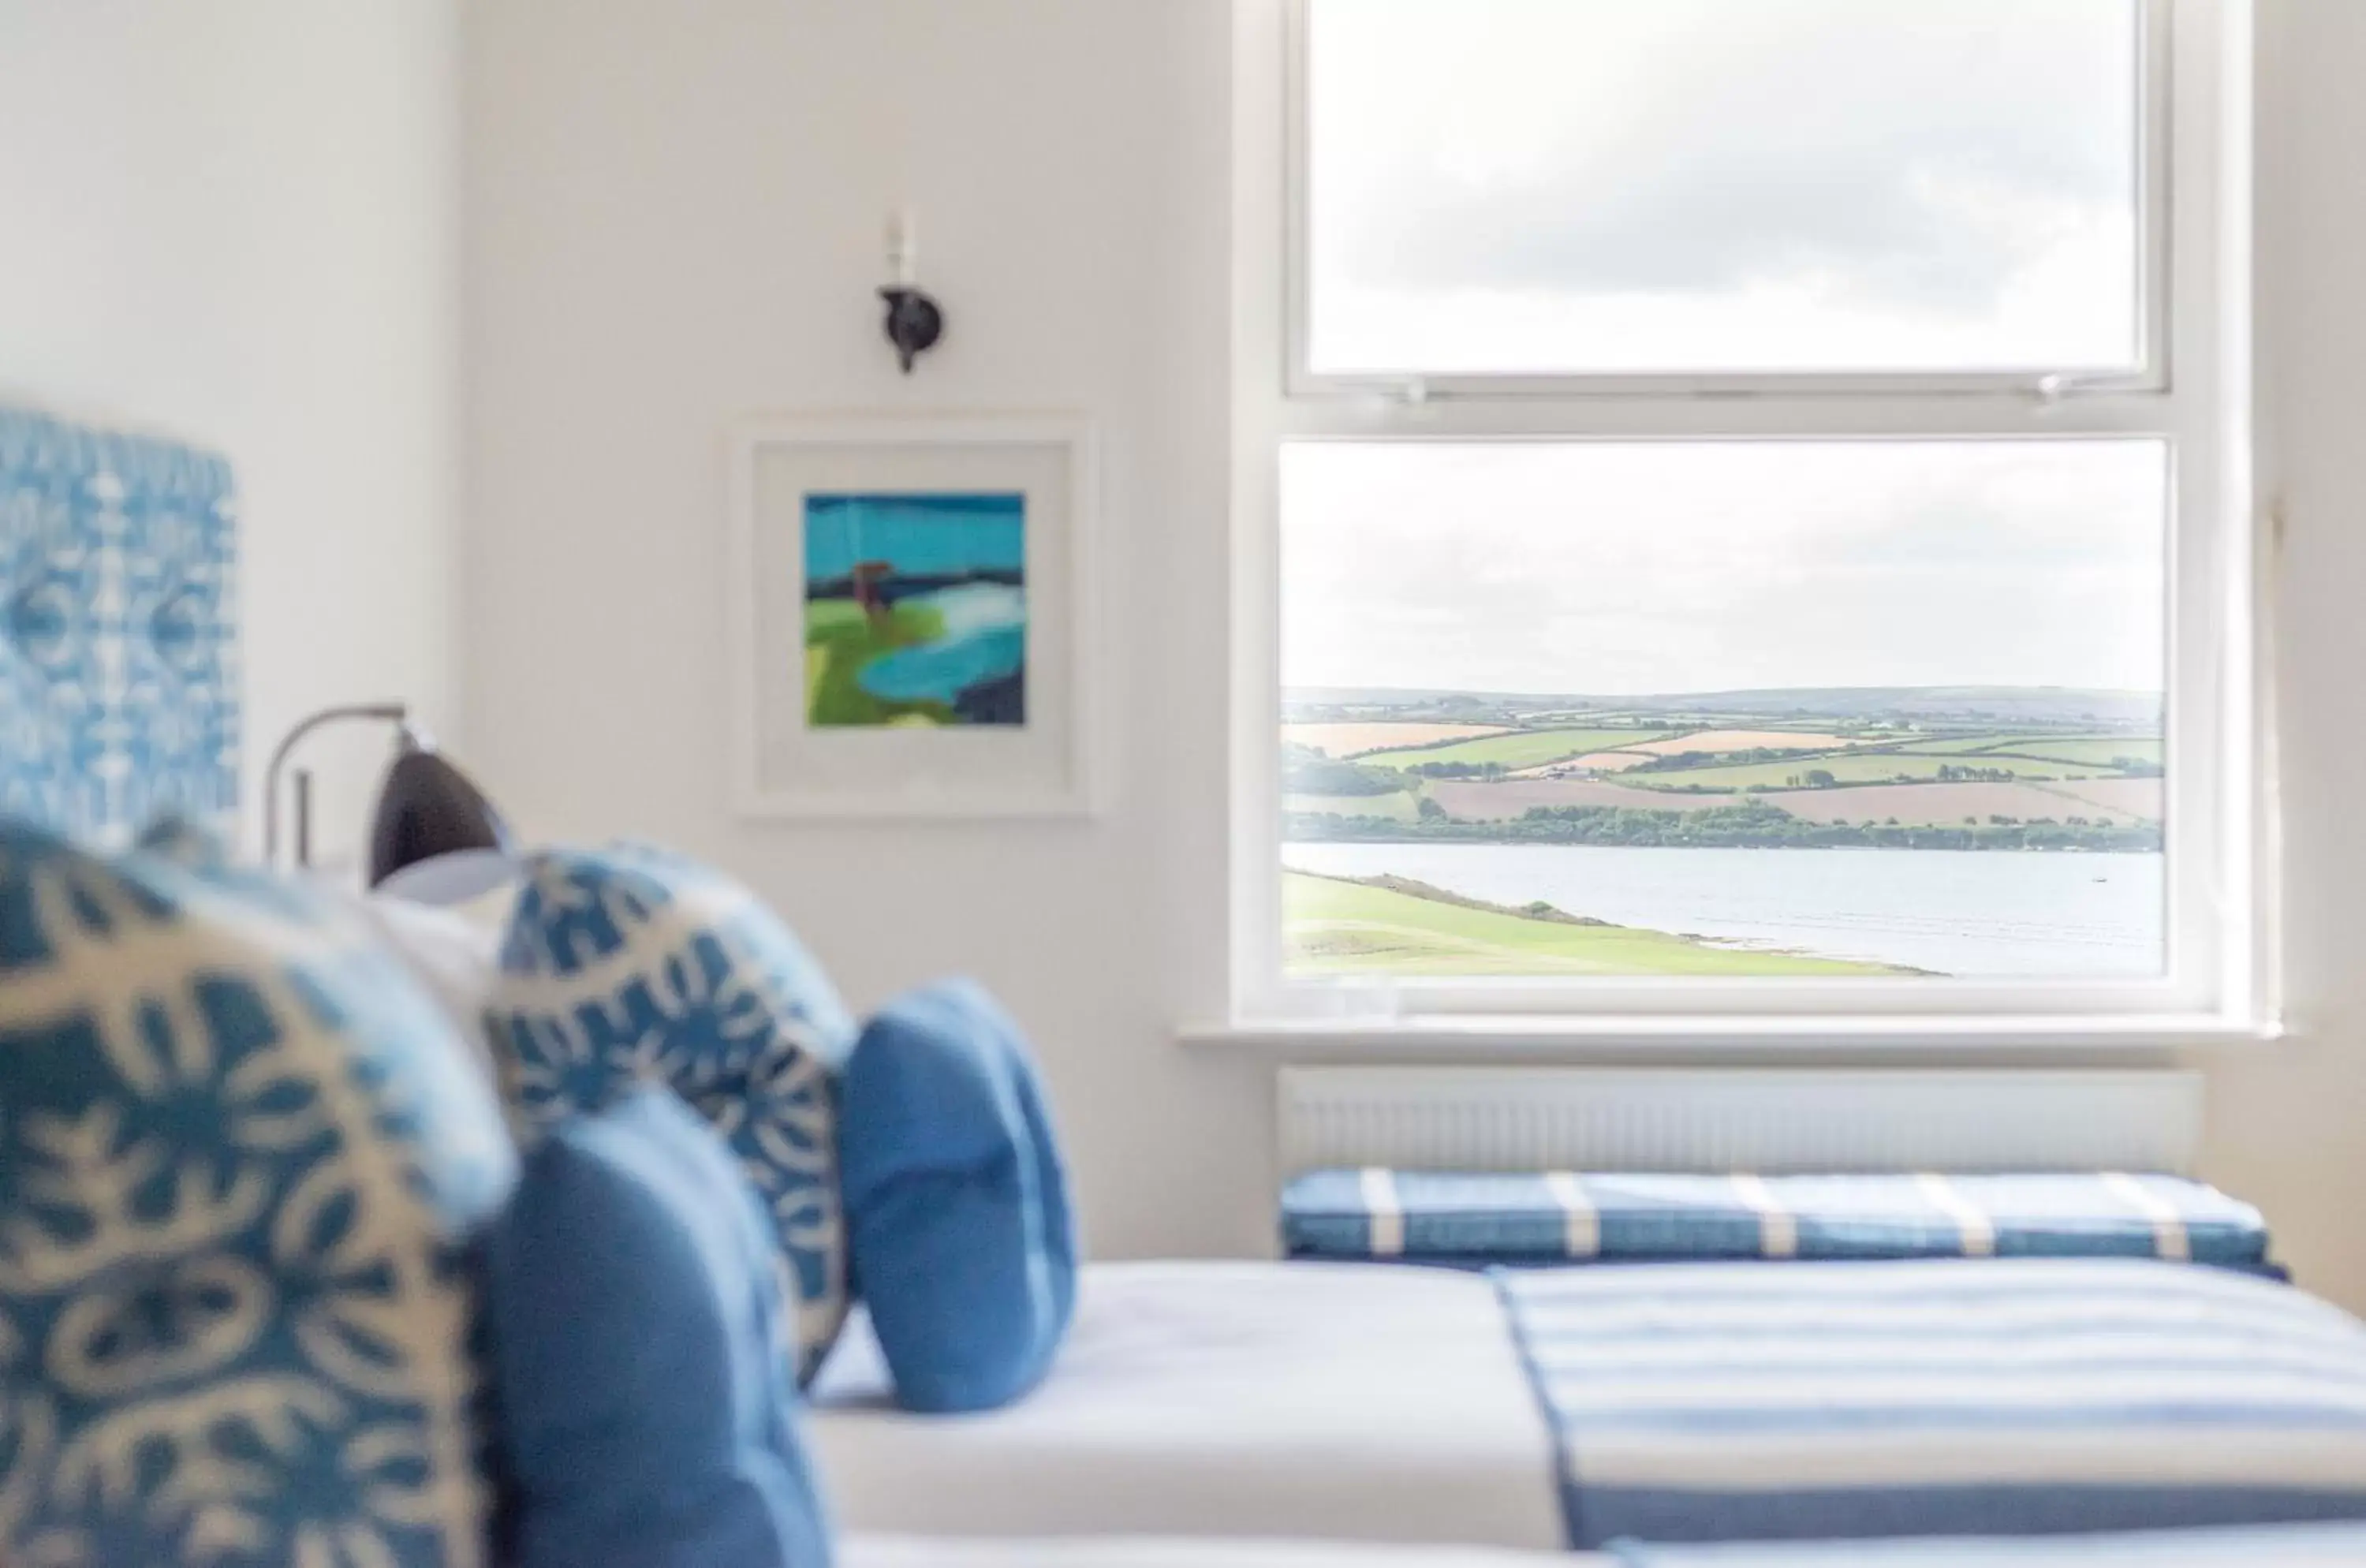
[726,413,1100,819]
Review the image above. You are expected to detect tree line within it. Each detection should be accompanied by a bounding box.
[1286,801,2163,853]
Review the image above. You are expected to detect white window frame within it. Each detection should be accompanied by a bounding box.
[1227,0,2266,1038]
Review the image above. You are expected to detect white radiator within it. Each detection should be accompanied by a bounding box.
[1278,1068,2204,1177]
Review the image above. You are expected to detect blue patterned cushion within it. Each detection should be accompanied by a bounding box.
[132,811,233,868]
[484,844,856,1380]
[0,817,519,1566]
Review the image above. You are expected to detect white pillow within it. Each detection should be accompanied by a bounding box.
[359,895,504,1086]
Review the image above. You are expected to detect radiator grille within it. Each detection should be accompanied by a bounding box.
[1278,1068,2203,1176]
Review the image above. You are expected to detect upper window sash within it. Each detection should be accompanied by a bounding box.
[1283,0,2180,401]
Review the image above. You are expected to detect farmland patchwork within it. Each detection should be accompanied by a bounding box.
[1279,689,2165,980]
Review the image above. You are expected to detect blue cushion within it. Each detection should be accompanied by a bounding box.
[838,980,1076,1413]
[485,843,856,1381]
[484,1085,832,1568]
[0,817,518,1566]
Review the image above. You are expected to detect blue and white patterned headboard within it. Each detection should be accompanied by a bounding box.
[0,405,240,843]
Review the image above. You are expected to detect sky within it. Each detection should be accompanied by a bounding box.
[1279,441,2169,697]
[1286,2,2160,698]
[1307,0,2143,374]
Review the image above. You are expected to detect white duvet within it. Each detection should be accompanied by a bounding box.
[812,1261,2366,1567]
[844,1539,1591,1568]
[809,1261,1562,1549]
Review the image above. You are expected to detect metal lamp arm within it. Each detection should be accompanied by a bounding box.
[262,703,408,866]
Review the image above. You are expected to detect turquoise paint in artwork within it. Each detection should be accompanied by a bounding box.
[805,492,1024,578]
[803,492,1028,727]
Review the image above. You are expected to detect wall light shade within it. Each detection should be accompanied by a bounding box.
[368,740,513,887]
[373,847,518,908]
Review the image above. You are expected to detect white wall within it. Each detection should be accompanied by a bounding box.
[1,0,2347,1294]
[0,0,465,864]
[464,0,2366,1300]
[464,0,1265,1259]
[2198,0,2366,1311]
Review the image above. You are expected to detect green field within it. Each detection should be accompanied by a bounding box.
[1502,709,1627,726]
[1621,752,2124,792]
[1884,733,2156,759]
[1364,727,1672,770]
[804,597,951,726]
[1981,737,2163,767]
[1283,791,1420,821]
[1282,872,1901,976]
[1879,734,2043,754]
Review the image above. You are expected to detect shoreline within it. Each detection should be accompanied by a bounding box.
[1285,835,2155,852]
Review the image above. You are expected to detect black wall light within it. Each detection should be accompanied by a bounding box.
[880,207,943,373]
[263,704,512,886]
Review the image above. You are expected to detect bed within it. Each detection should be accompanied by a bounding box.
[1604,1523,2366,1566]
[838,1526,2366,1568]
[844,1539,1588,1568]
[809,1257,2366,1553]
[813,1261,1567,1548]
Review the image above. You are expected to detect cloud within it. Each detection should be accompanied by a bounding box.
[1279,442,2167,696]
[1308,0,2140,360]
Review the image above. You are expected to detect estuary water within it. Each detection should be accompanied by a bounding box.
[1282,842,2166,977]
[859,582,1027,706]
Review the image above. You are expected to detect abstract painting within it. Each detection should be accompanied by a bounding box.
[731,414,1094,817]
[803,491,1027,727]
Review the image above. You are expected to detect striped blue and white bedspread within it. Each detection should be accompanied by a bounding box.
[1283,1171,2274,1272]
[1608,1521,2366,1566]
[1498,1258,2366,1549]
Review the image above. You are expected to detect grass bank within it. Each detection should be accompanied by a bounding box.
[1281,870,1905,977]
[804,596,953,727]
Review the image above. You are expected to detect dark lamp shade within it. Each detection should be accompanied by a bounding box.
[368,747,513,888]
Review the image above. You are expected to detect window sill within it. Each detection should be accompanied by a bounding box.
[1180,1012,2283,1062]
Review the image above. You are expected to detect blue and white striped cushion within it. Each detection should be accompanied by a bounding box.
[1504,1258,2366,1547]
[1281,1170,2273,1272]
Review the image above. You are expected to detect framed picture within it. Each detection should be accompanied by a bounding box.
[727,414,1099,818]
